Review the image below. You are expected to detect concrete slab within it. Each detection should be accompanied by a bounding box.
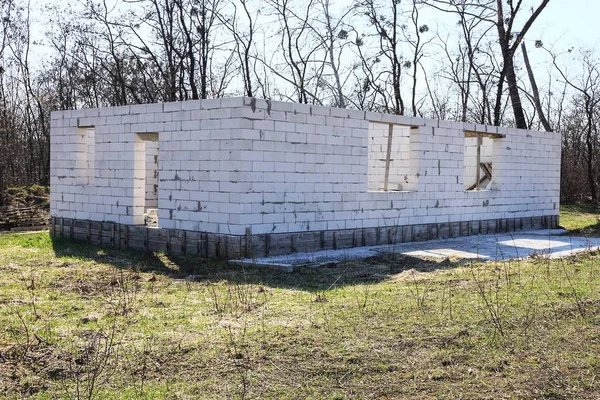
[229,230,600,272]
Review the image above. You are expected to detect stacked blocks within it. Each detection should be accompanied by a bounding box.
[50,97,561,258]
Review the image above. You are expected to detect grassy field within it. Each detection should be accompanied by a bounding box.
[560,204,600,235]
[1,206,600,399]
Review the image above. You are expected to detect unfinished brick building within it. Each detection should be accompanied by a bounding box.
[49,97,561,258]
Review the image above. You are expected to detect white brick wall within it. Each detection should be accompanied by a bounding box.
[50,97,561,236]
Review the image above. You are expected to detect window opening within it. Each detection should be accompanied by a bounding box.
[368,122,418,192]
[76,126,95,185]
[464,131,503,191]
[135,133,159,227]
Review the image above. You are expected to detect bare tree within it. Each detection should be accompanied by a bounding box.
[314,0,354,108]
[425,0,550,127]
[550,48,600,203]
[521,41,551,131]
[356,0,406,115]
[493,0,550,128]
[401,1,433,117]
[220,0,256,97]
[173,0,225,99]
[264,0,319,103]
[454,2,496,123]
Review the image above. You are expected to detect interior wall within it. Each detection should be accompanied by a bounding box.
[86,128,95,185]
[368,123,412,191]
[145,140,159,209]
[74,127,95,186]
[463,136,494,190]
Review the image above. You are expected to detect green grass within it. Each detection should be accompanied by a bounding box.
[1,207,600,399]
[560,204,600,235]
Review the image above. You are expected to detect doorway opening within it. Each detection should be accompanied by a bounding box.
[134,133,159,227]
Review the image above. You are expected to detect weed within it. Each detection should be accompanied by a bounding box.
[0,205,600,398]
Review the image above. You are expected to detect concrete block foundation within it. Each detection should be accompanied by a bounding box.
[50,215,559,259]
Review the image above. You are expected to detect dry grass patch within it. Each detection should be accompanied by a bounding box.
[1,213,600,398]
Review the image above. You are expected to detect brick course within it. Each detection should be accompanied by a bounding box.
[50,97,561,258]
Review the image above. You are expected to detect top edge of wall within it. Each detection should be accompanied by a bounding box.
[49,96,555,136]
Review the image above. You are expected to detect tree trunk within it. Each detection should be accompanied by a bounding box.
[585,103,598,202]
[323,0,345,108]
[493,71,505,126]
[521,42,552,131]
[499,43,527,128]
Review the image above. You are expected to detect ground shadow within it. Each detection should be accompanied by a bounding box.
[49,235,466,293]
[51,236,175,275]
[560,203,600,237]
[564,220,600,237]
[168,251,467,292]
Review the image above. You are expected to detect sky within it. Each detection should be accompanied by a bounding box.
[392,0,600,98]
[417,0,599,65]
[28,0,599,47]
[24,0,600,102]
[533,0,599,50]
[27,0,599,60]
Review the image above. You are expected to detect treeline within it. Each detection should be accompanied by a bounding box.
[0,0,598,204]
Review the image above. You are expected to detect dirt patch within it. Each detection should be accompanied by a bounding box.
[0,341,72,396]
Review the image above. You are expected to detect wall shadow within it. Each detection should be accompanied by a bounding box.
[167,252,467,292]
[50,236,466,293]
[560,203,600,237]
[50,236,175,276]
[566,221,600,237]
